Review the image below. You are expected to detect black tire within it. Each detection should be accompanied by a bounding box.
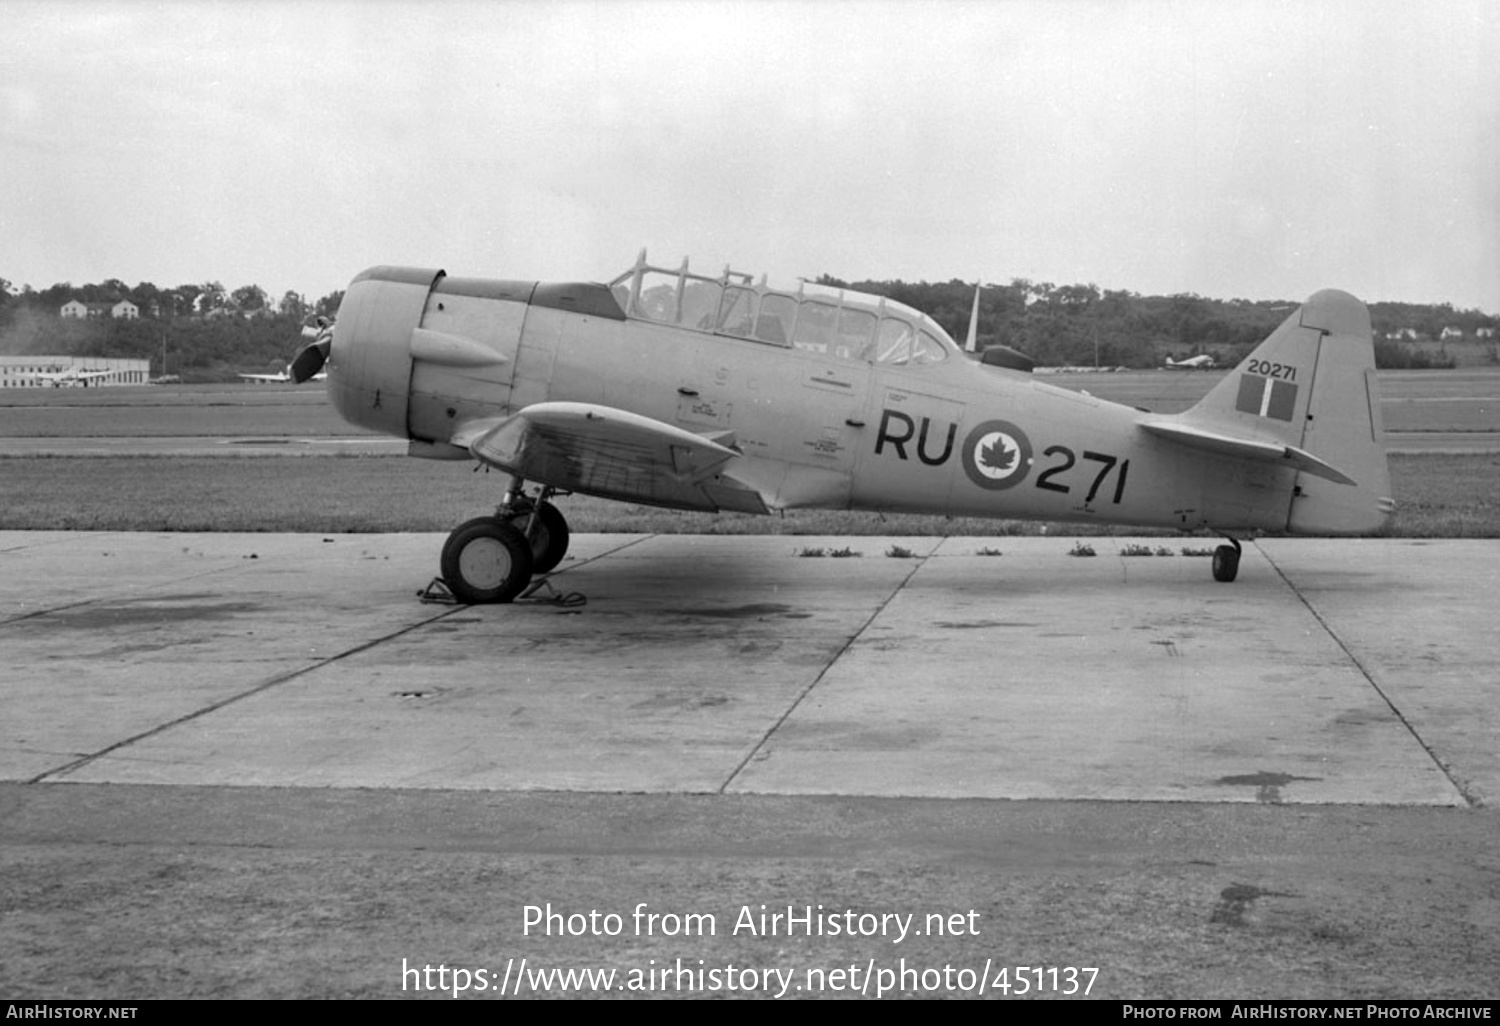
[504,501,570,575]
[1212,544,1240,583]
[441,519,534,603]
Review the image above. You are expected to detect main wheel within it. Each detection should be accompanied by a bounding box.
[440,519,534,603]
[1212,543,1241,583]
[441,517,500,569]
[503,501,570,574]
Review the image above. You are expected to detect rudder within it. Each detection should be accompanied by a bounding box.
[1285,289,1393,533]
[1183,289,1393,534]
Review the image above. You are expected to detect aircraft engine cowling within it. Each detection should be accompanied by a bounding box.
[326,266,445,439]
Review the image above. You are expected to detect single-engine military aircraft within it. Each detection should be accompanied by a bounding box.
[289,250,1393,603]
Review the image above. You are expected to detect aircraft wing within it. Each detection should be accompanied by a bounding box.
[32,369,112,386]
[455,402,769,513]
[1138,416,1357,486]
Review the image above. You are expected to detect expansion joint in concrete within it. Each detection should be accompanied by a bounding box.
[716,548,932,794]
[1259,543,1483,808]
[26,605,474,786]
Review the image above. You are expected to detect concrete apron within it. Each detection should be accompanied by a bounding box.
[0,532,1487,806]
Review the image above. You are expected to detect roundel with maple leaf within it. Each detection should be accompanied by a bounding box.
[961,420,1033,491]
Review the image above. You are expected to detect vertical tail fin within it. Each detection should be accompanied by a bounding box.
[1179,289,1394,534]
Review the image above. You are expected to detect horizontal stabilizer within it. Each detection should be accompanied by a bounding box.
[1139,417,1357,486]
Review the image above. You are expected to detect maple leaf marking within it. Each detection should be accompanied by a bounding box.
[979,434,1016,475]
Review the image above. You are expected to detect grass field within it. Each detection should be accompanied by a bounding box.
[2,452,1496,536]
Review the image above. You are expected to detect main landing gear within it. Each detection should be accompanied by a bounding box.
[1212,537,1242,583]
[439,480,571,603]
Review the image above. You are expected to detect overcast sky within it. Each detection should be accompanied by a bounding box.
[4,0,1497,311]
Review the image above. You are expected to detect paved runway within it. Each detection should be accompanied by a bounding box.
[0,434,407,456]
[3,531,1493,804]
[4,532,1497,998]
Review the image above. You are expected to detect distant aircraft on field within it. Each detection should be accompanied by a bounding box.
[238,367,323,383]
[961,282,1035,372]
[965,283,981,353]
[285,249,1393,602]
[29,367,113,387]
[1165,354,1216,370]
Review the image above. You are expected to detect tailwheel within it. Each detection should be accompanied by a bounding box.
[440,518,534,604]
[1212,538,1242,583]
[503,500,570,575]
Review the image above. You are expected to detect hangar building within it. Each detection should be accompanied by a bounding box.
[0,356,151,388]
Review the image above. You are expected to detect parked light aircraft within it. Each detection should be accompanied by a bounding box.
[289,251,1393,602]
[1166,354,1216,369]
[30,367,113,387]
[239,368,325,383]
[240,353,325,384]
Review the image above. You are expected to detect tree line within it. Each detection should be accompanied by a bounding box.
[818,276,1496,370]
[0,277,344,379]
[2,273,1494,379]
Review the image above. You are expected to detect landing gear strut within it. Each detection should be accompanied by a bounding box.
[500,486,571,574]
[439,479,572,603]
[1212,537,1242,583]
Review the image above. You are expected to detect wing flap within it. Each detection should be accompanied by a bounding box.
[457,402,767,512]
[1139,417,1358,486]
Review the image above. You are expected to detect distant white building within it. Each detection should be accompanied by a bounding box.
[1477,327,1496,339]
[59,298,140,319]
[1440,326,1464,340]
